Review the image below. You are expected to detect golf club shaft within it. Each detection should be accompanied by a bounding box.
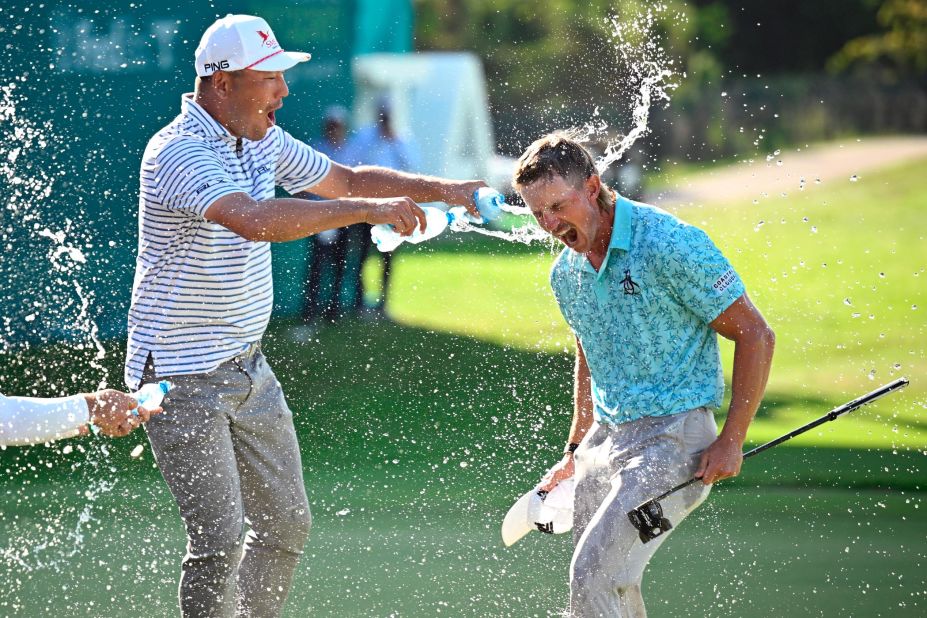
[645,378,910,504]
[742,377,909,459]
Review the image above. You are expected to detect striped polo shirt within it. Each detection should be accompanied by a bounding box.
[124,95,331,389]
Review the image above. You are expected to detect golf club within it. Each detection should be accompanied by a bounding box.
[627,377,910,543]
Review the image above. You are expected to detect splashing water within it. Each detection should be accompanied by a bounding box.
[37,226,108,389]
[0,83,117,588]
[0,83,108,385]
[450,6,681,246]
[0,477,117,574]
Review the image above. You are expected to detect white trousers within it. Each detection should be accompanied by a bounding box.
[570,408,718,618]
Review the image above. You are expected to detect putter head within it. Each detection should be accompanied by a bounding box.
[627,499,673,544]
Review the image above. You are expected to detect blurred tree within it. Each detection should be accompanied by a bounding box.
[828,0,927,78]
[690,0,882,74]
[413,0,693,152]
[413,1,923,162]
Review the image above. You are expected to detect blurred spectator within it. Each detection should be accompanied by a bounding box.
[297,106,351,328]
[341,96,420,318]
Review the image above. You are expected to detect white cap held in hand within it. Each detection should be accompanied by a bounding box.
[501,478,575,546]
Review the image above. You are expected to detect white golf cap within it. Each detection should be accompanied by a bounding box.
[501,478,575,547]
[195,14,311,78]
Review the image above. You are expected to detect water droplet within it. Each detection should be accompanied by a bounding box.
[844,298,852,306]
[849,175,859,182]
[879,272,885,278]
[130,444,144,458]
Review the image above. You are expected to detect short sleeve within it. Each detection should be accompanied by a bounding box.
[276,129,332,194]
[144,138,243,218]
[659,221,745,323]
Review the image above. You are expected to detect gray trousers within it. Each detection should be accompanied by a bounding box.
[144,346,311,618]
[570,408,718,618]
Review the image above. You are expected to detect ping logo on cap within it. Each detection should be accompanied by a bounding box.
[203,60,230,73]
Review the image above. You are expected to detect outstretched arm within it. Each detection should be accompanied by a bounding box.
[204,161,488,242]
[309,161,485,215]
[696,293,776,484]
[203,192,428,242]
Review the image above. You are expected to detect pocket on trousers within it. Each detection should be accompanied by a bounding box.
[682,408,718,454]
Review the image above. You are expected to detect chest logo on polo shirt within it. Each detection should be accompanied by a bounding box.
[620,269,641,296]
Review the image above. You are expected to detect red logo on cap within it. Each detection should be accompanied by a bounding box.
[257,30,277,48]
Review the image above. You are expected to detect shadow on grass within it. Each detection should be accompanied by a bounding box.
[1,318,923,496]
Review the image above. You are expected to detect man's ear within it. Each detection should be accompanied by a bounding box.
[586,174,602,202]
[212,71,233,98]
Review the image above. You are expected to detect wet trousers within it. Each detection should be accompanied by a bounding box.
[145,346,311,618]
[570,408,717,617]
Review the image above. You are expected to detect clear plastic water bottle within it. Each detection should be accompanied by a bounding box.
[131,380,172,417]
[90,380,172,434]
[472,187,505,223]
[371,206,455,252]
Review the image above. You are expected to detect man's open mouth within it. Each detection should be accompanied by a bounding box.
[556,228,578,246]
[267,109,276,124]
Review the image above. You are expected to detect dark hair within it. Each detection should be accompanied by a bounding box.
[513,132,615,212]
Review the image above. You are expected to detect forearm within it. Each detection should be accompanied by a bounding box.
[344,165,468,205]
[567,343,595,447]
[227,196,373,242]
[720,327,776,445]
[0,394,88,446]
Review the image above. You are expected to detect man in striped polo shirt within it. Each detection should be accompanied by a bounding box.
[128,15,485,618]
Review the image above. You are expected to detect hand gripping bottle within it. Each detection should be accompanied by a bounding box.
[369,188,508,252]
[89,380,171,435]
[131,380,172,417]
[471,187,505,223]
[371,206,456,252]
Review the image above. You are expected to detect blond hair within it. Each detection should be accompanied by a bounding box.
[513,132,616,212]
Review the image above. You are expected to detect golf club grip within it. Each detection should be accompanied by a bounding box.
[742,377,909,460]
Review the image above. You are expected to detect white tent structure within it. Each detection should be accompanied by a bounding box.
[351,52,514,191]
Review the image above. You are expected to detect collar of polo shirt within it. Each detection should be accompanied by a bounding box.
[573,196,633,279]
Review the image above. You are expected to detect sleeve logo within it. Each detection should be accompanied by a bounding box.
[712,269,737,293]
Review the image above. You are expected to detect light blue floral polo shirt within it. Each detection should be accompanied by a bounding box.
[550,195,745,425]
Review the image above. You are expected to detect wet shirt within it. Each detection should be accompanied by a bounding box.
[550,196,745,424]
[125,95,330,389]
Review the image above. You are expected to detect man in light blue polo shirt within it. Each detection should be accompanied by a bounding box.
[513,133,775,617]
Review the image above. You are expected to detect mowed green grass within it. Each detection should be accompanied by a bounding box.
[1,157,924,617]
[381,158,927,450]
[3,473,924,617]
